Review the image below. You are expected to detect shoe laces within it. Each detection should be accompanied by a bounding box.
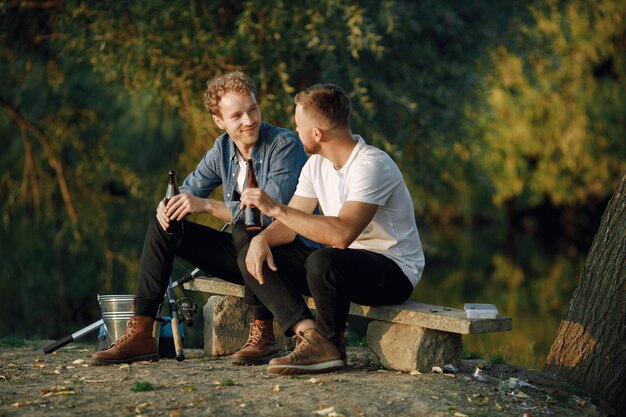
[291,330,311,353]
[241,323,263,349]
[110,317,137,347]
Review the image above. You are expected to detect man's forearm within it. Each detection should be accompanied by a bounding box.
[206,199,232,223]
[257,217,298,248]
[270,200,378,249]
[272,205,346,248]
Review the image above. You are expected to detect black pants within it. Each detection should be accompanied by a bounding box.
[238,240,414,339]
[134,218,272,320]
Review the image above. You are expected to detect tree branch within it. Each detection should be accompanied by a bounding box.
[1,100,79,225]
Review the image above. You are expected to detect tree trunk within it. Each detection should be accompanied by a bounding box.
[543,170,626,415]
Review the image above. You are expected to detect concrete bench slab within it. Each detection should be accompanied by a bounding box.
[184,276,512,372]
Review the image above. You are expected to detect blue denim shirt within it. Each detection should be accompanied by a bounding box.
[180,123,320,247]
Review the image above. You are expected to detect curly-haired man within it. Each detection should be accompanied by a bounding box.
[93,71,314,366]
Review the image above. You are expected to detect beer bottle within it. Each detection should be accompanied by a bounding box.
[244,159,262,231]
[164,169,184,236]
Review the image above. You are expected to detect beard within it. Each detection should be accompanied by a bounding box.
[303,139,321,155]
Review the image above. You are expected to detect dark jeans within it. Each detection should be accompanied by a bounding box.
[238,240,414,339]
[135,219,273,320]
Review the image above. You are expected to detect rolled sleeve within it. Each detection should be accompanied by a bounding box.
[180,147,222,198]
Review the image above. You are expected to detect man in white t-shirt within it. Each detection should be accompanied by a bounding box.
[239,83,425,375]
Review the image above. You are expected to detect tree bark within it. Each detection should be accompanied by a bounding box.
[544,170,626,415]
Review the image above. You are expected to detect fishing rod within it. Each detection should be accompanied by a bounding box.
[43,319,104,354]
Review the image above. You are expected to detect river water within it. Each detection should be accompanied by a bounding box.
[413,226,586,371]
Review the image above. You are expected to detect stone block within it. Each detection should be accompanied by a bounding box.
[366,320,462,372]
[203,295,292,356]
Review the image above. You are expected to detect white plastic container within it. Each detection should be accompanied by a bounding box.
[464,303,499,319]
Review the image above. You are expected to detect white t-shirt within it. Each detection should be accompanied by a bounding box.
[295,136,425,287]
[235,152,247,194]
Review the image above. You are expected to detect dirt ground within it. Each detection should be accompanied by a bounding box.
[0,340,613,417]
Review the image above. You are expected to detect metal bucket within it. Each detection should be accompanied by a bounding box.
[97,294,135,313]
[97,295,135,345]
[97,294,160,348]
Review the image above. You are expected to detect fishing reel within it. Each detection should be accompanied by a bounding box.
[176,297,198,326]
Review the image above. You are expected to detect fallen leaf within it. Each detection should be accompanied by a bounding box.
[119,364,130,370]
[134,402,151,414]
[40,386,77,397]
[239,403,247,408]
[181,385,195,392]
[169,411,182,417]
[10,402,20,408]
[430,396,439,400]
[409,370,421,375]
[313,406,336,416]
[33,363,46,368]
[272,384,280,392]
[308,377,320,384]
[353,404,365,416]
[467,394,489,406]
[576,398,586,407]
[72,359,85,365]
[453,412,469,417]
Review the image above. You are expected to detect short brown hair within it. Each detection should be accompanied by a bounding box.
[294,84,351,129]
[203,71,256,117]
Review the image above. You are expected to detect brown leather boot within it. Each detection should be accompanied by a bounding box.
[91,316,159,365]
[267,327,344,375]
[231,319,279,365]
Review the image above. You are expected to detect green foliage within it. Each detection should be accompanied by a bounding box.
[462,349,484,360]
[220,379,235,386]
[131,381,155,392]
[0,0,624,341]
[0,337,26,347]
[478,0,626,208]
[489,352,510,365]
[348,336,367,348]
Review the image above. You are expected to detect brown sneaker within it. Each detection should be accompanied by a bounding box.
[267,328,344,375]
[331,331,347,363]
[231,320,279,365]
[91,316,159,365]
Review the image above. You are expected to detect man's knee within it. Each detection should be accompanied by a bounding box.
[145,217,166,241]
[232,222,257,252]
[237,242,251,278]
[305,248,347,281]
